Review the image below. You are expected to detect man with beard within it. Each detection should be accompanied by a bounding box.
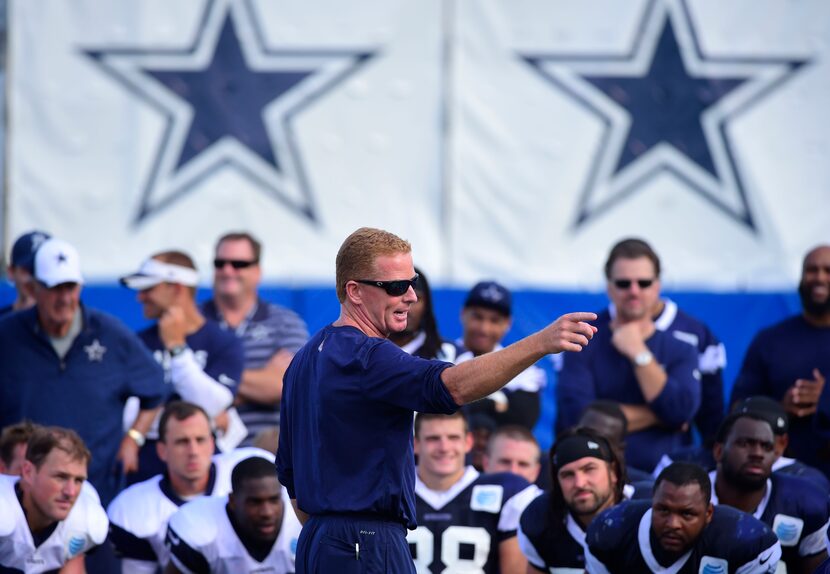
[710,412,829,573]
[585,462,781,573]
[518,428,625,572]
[165,456,301,573]
[731,245,830,475]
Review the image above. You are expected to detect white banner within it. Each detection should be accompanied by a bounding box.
[6,0,828,289]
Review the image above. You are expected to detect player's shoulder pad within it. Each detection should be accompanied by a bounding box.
[705,505,779,564]
[771,474,830,528]
[0,475,20,535]
[519,491,552,539]
[475,472,531,501]
[214,446,275,467]
[66,483,109,545]
[107,475,167,535]
[168,496,223,548]
[586,500,648,553]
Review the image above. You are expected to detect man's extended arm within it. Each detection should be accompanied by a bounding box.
[442,312,596,406]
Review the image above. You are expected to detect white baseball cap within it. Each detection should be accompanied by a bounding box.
[34,238,85,287]
[120,257,199,290]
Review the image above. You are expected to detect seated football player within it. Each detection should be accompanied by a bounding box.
[585,462,782,573]
[482,425,542,484]
[578,400,653,483]
[407,411,539,574]
[108,401,274,573]
[518,428,626,573]
[653,396,830,493]
[711,411,830,573]
[165,456,302,574]
[0,426,108,572]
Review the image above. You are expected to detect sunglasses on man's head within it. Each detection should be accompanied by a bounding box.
[355,274,419,296]
[613,278,655,290]
[213,258,258,270]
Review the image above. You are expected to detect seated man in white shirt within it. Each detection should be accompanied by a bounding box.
[108,401,274,573]
[0,426,108,572]
[166,456,302,574]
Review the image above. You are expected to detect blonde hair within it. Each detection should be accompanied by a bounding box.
[335,227,411,303]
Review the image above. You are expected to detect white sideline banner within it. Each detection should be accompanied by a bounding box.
[6,0,828,289]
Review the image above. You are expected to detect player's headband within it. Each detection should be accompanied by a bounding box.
[553,435,613,468]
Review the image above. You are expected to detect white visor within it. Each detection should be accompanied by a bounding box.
[120,258,199,290]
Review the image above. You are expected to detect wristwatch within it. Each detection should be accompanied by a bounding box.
[169,343,189,357]
[634,350,654,367]
[126,428,146,447]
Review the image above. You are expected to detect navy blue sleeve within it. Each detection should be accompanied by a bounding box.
[519,493,550,570]
[730,332,771,405]
[359,340,457,414]
[109,524,157,561]
[276,362,296,498]
[166,524,210,574]
[203,330,244,397]
[556,349,597,432]
[695,327,726,443]
[647,342,700,428]
[118,320,166,409]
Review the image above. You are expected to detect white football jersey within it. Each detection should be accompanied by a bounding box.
[107,446,274,568]
[167,487,302,574]
[0,475,108,573]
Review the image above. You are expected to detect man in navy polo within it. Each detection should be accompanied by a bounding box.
[556,239,702,472]
[277,227,597,573]
[0,238,166,506]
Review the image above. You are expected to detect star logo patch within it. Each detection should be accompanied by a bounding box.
[520,0,807,232]
[84,339,107,362]
[84,0,374,225]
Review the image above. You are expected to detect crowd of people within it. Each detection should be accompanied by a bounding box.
[0,226,828,574]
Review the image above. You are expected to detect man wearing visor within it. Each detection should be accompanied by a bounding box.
[121,251,244,482]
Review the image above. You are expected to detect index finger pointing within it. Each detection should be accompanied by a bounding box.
[563,312,598,323]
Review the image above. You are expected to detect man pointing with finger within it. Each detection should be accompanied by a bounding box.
[277,227,597,574]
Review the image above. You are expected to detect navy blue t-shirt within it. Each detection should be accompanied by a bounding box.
[276,325,458,529]
[557,309,701,471]
[731,315,830,475]
[0,306,165,505]
[137,318,243,402]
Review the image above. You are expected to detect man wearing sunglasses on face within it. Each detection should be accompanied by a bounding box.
[557,238,702,473]
[201,232,309,447]
[276,227,597,574]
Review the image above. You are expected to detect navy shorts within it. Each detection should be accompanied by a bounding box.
[296,514,415,574]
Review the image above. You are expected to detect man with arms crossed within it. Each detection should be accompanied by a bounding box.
[0,426,108,573]
[277,227,596,573]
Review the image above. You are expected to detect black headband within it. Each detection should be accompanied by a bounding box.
[553,435,612,468]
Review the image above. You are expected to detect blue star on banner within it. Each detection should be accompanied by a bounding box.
[85,0,373,225]
[520,0,807,232]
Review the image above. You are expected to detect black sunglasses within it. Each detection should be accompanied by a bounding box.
[355,274,419,296]
[213,258,258,270]
[613,278,655,290]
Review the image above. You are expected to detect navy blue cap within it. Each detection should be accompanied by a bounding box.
[10,231,51,273]
[464,281,512,316]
